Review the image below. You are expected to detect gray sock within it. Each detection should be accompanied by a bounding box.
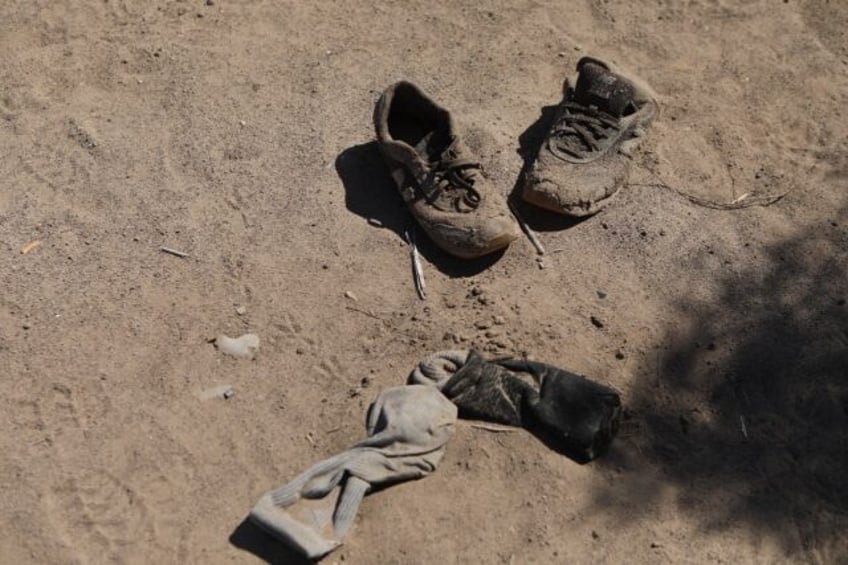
[249,385,457,559]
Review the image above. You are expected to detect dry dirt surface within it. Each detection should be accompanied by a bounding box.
[2,1,847,564]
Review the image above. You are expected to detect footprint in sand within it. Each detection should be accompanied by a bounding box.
[47,469,155,561]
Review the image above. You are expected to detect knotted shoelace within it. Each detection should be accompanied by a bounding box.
[423,136,482,212]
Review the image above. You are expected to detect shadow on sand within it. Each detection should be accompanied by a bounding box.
[596,203,848,558]
[229,518,314,565]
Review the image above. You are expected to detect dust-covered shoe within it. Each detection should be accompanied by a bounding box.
[374,82,519,258]
[522,57,659,217]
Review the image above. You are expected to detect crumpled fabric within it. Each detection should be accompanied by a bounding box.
[410,349,622,463]
[249,385,457,559]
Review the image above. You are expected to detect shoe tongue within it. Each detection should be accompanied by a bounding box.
[573,61,636,118]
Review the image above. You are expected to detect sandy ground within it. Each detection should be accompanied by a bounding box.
[2,1,847,563]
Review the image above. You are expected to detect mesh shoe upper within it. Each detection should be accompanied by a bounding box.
[522,57,659,217]
[375,81,519,258]
[549,58,646,164]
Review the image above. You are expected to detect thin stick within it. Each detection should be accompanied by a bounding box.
[508,202,545,255]
[345,306,384,322]
[20,240,42,255]
[739,415,748,440]
[405,229,426,300]
[470,423,518,433]
[160,246,190,258]
[730,192,750,205]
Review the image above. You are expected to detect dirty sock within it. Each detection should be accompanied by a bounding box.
[496,358,622,463]
[409,349,622,462]
[249,385,457,559]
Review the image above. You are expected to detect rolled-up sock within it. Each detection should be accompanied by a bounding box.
[496,358,622,463]
[410,350,621,463]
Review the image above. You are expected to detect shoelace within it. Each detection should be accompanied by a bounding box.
[424,137,482,212]
[548,101,621,160]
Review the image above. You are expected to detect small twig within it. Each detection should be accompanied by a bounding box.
[325,427,341,434]
[345,305,384,322]
[739,415,748,440]
[470,423,518,433]
[730,192,750,205]
[509,201,545,255]
[160,246,190,258]
[305,432,316,447]
[405,229,426,300]
[20,240,41,255]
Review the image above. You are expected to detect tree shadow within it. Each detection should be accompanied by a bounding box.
[229,518,315,565]
[336,142,505,278]
[596,204,848,558]
[508,104,591,233]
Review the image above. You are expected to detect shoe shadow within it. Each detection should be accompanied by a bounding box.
[336,141,505,278]
[229,518,314,564]
[509,104,591,233]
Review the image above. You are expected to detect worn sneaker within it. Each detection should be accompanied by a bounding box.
[374,82,519,258]
[522,57,659,217]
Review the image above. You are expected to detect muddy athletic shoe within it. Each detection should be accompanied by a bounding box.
[374,82,519,258]
[522,57,659,217]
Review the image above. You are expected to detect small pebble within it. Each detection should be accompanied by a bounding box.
[597,290,607,299]
[615,350,625,360]
[344,290,357,301]
[475,320,492,330]
[199,384,234,400]
[493,315,505,325]
[215,333,260,360]
[590,316,604,329]
[235,305,247,316]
